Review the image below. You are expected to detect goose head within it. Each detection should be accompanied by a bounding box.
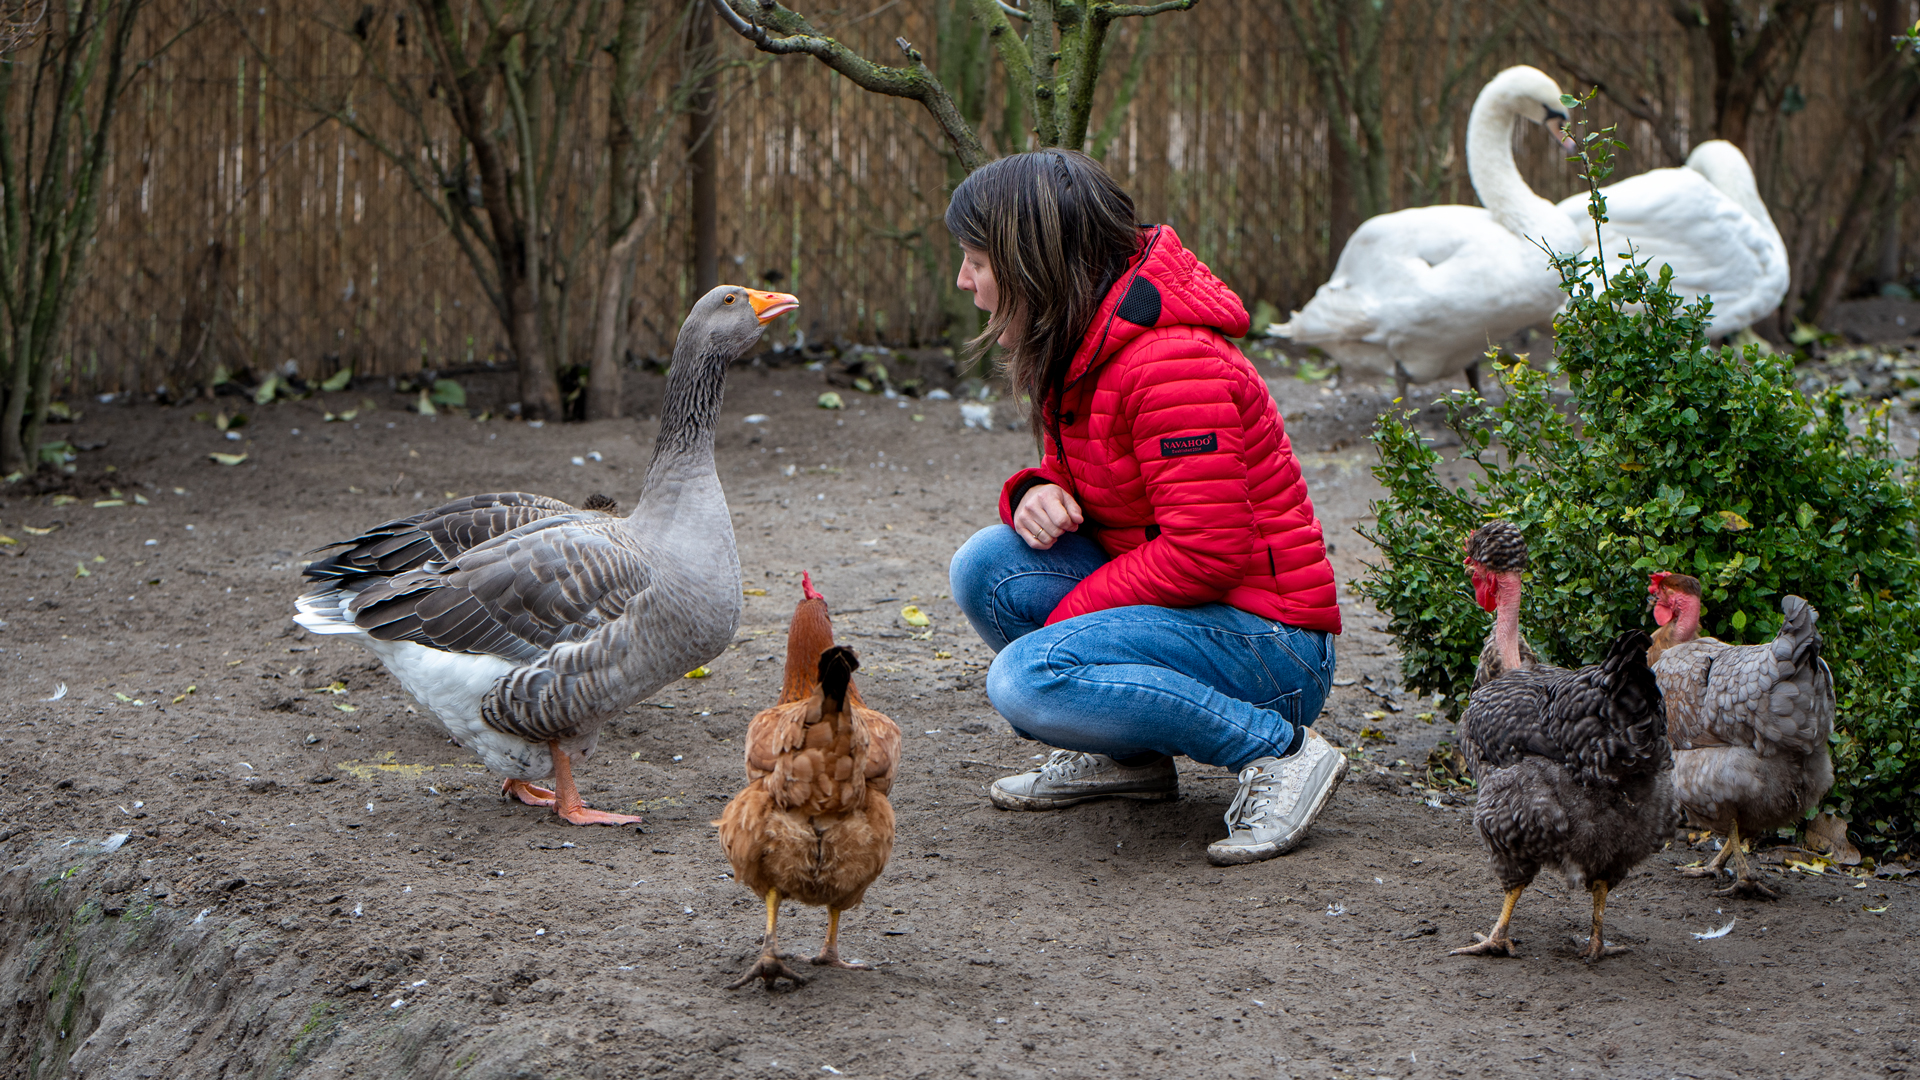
[1477,66,1575,150]
[677,284,801,364]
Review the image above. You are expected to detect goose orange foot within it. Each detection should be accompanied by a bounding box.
[502,778,557,807]
[547,741,644,827]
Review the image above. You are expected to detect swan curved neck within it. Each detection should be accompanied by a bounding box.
[1468,96,1562,245]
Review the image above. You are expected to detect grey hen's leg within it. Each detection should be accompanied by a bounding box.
[1581,881,1632,962]
[1451,885,1525,957]
[1717,826,1782,899]
[1681,824,1737,879]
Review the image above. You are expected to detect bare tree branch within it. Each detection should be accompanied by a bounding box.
[1100,1,1195,17]
[710,0,988,169]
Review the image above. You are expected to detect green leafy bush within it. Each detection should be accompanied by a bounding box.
[1357,117,1920,855]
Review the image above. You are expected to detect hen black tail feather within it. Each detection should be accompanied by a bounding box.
[818,645,860,711]
[1598,629,1669,772]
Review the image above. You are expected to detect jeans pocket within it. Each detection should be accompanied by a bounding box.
[1254,688,1303,727]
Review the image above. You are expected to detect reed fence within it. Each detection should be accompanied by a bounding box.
[44,0,1920,397]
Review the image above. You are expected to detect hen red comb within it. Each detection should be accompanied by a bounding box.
[1648,571,1671,595]
[801,571,824,602]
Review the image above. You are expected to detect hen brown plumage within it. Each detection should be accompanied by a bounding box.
[716,575,900,989]
[1648,574,1834,898]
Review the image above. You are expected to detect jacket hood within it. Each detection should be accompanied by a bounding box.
[1063,224,1252,387]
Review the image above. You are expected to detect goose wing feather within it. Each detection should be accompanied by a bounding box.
[349,515,650,665]
[305,492,604,584]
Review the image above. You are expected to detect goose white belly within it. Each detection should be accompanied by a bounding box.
[294,592,555,781]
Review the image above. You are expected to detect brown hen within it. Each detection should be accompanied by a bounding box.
[716,574,901,989]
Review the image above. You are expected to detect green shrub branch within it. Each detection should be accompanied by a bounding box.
[1357,98,1920,854]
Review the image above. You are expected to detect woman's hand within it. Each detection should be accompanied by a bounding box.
[1014,484,1084,550]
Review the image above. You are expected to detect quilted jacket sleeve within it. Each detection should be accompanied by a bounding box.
[998,463,1072,526]
[1044,343,1254,623]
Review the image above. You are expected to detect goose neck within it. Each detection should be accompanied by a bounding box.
[639,347,727,496]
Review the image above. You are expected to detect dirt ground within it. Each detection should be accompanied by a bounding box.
[1,356,1914,1080]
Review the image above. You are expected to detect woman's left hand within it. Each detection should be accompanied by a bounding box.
[1014,483,1084,550]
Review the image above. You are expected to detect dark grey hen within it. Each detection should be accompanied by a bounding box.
[1451,525,1676,964]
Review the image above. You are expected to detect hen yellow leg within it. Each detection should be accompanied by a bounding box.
[1681,824,1737,879]
[811,908,870,970]
[1451,886,1524,957]
[1715,824,1781,899]
[1581,881,1631,962]
[547,741,644,826]
[729,888,809,990]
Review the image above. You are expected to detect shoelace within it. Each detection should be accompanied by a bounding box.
[1037,750,1097,781]
[1223,763,1285,833]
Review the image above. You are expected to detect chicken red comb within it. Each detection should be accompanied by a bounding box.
[801,571,824,602]
[1648,571,1671,596]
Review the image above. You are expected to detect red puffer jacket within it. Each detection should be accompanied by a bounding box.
[997,225,1341,633]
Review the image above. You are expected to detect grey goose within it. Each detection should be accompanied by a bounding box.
[294,285,799,824]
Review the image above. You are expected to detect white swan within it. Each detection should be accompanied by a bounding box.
[1555,140,1787,337]
[1271,66,1583,397]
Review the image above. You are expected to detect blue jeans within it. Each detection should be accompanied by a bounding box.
[949,525,1335,772]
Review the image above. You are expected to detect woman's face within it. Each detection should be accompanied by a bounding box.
[956,245,1016,345]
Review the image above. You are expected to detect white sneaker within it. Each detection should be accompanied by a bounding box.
[989,750,1179,811]
[1206,729,1348,865]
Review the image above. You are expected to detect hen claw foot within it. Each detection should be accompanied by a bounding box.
[728,954,809,990]
[1714,877,1780,900]
[810,949,870,970]
[1580,938,1630,963]
[1449,933,1517,957]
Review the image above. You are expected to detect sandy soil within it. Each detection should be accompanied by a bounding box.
[0,358,1914,1080]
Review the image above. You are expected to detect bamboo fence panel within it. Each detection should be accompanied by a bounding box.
[43,0,1920,397]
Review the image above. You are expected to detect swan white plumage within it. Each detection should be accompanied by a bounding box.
[1271,66,1583,396]
[1554,140,1787,337]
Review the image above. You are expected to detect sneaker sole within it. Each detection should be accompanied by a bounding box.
[988,786,1180,811]
[1204,749,1350,865]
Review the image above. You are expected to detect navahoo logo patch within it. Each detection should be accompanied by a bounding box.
[1159,432,1218,458]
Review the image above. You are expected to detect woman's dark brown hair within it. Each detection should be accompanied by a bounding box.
[945,150,1140,445]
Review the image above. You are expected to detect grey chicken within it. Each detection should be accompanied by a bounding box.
[1452,524,1677,963]
[1647,572,1834,898]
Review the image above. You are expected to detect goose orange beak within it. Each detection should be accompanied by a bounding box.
[746,289,800,323]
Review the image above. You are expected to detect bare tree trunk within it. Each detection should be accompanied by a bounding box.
[172,240,226,392]
[589,217,648,420]
[1325,114,1358,262]
[417,0,563,420]
[687,3,719,295]
[1802,1,1920,325]
[0,0,147,473]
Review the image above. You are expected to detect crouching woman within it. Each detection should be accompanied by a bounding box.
[946,150,1346,865]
